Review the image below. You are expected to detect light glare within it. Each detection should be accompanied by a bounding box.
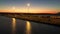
[27,3,30,7]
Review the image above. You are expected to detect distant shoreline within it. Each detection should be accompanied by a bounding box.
[0,12,60,15]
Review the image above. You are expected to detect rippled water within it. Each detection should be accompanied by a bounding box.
[0,16,60,34]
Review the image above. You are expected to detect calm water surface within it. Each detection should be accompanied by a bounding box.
[0,16,60,34]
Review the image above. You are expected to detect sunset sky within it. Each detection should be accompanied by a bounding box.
[0,0,60,13]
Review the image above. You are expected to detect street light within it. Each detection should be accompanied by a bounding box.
[27,3,30,7]
[27,3,30,13]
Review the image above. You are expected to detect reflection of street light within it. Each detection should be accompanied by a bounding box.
[26,21,31,34]
[12,18,16,34]
[27,3,30,13]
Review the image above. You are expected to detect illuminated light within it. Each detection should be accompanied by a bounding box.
[26,3,31,13]
[26,21,31,34]
[12,18,16,34]
[27,3,30,7]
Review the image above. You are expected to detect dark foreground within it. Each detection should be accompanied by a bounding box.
[0,16,60,34]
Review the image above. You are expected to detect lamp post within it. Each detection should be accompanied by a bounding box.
[27,3,30,13]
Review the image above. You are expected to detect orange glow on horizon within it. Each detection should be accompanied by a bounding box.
[0,8,59,13]
[0,5,59,13]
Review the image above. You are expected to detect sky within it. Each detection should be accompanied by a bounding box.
[0,0,60,13]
